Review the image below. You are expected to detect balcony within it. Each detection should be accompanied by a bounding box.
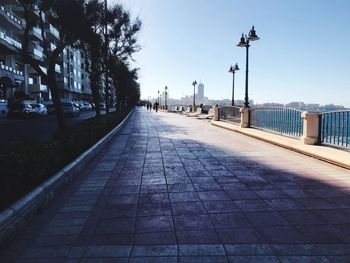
[39,66,47,74]
[0,31,21,53]
[55,64,61,73]
[11,3,40,18]
[50,42,57,52]
[46,24,59,40]
[28,27,43,41]
[0,5,23,30]
[29,83,47,93]
[28,65,47,76]
[30,45,44,61]
[0,64,25,82]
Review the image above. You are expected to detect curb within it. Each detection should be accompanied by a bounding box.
[0,109,135,244]
[211,120,350,170]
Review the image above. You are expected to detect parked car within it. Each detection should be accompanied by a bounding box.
[31,103,48,116]
[78,103,86,111]
[72,102,81,112]
[83,103,92,110]
[7,101,36,119]
[62,102,80,117]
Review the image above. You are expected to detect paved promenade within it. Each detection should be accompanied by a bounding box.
[1,108,350,262]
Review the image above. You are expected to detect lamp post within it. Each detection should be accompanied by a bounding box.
[157,90,160,104]
[228,63,240,106]
[237,25,260,108]
[165,86,168,110]
[160,95,162,107]
[192,80,197,112]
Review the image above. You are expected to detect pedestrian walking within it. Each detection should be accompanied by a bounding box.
[154,101,159,112]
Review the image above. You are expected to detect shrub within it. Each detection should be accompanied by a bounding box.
[0,109,130,211]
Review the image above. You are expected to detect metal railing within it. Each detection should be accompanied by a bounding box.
[219,106,241,124]
[0,31,22,49]
[320,110,350,148]
[250,107,303,137]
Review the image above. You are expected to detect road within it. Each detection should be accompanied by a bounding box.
[0,110,98,144]
[1,108,350,261]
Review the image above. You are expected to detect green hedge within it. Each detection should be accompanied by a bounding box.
[0,109,131,211]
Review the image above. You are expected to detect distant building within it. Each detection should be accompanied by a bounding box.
[197,82,204,100]
[58,47,91,102]
[262,102,284,107]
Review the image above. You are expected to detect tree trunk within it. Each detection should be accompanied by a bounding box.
[91,72,101,118]
[47,71,66,132]
[104,78,109,115]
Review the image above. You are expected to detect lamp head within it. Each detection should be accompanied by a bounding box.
[248,25,260,41]
[228,65,233,73]
[192,80,197,86]
[237,33,247,47]
[233,63,240,71]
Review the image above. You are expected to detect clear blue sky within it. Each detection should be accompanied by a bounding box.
[116,0,350,107]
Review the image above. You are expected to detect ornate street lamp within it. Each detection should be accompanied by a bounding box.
[157,90,160,104]
[228,63,240,106]
[192,80,197,112]
[237,25,260,108]
[165,86,168,110]
[160,94,162,107]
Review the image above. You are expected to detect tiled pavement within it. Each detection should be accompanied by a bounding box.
[1,108,350,262]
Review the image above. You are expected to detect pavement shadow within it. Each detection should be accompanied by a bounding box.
[1,109,350,262]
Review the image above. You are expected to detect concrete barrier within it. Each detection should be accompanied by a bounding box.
[0,108,135,243]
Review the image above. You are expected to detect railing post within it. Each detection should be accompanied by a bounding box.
[240,107,250,128]
[317,114,322,145]
[301,111,321,145]
[213,104,220,121]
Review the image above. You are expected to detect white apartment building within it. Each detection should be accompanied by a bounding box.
[58,47,91,102]
[0,1,26,100]
[0,0,91,103]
